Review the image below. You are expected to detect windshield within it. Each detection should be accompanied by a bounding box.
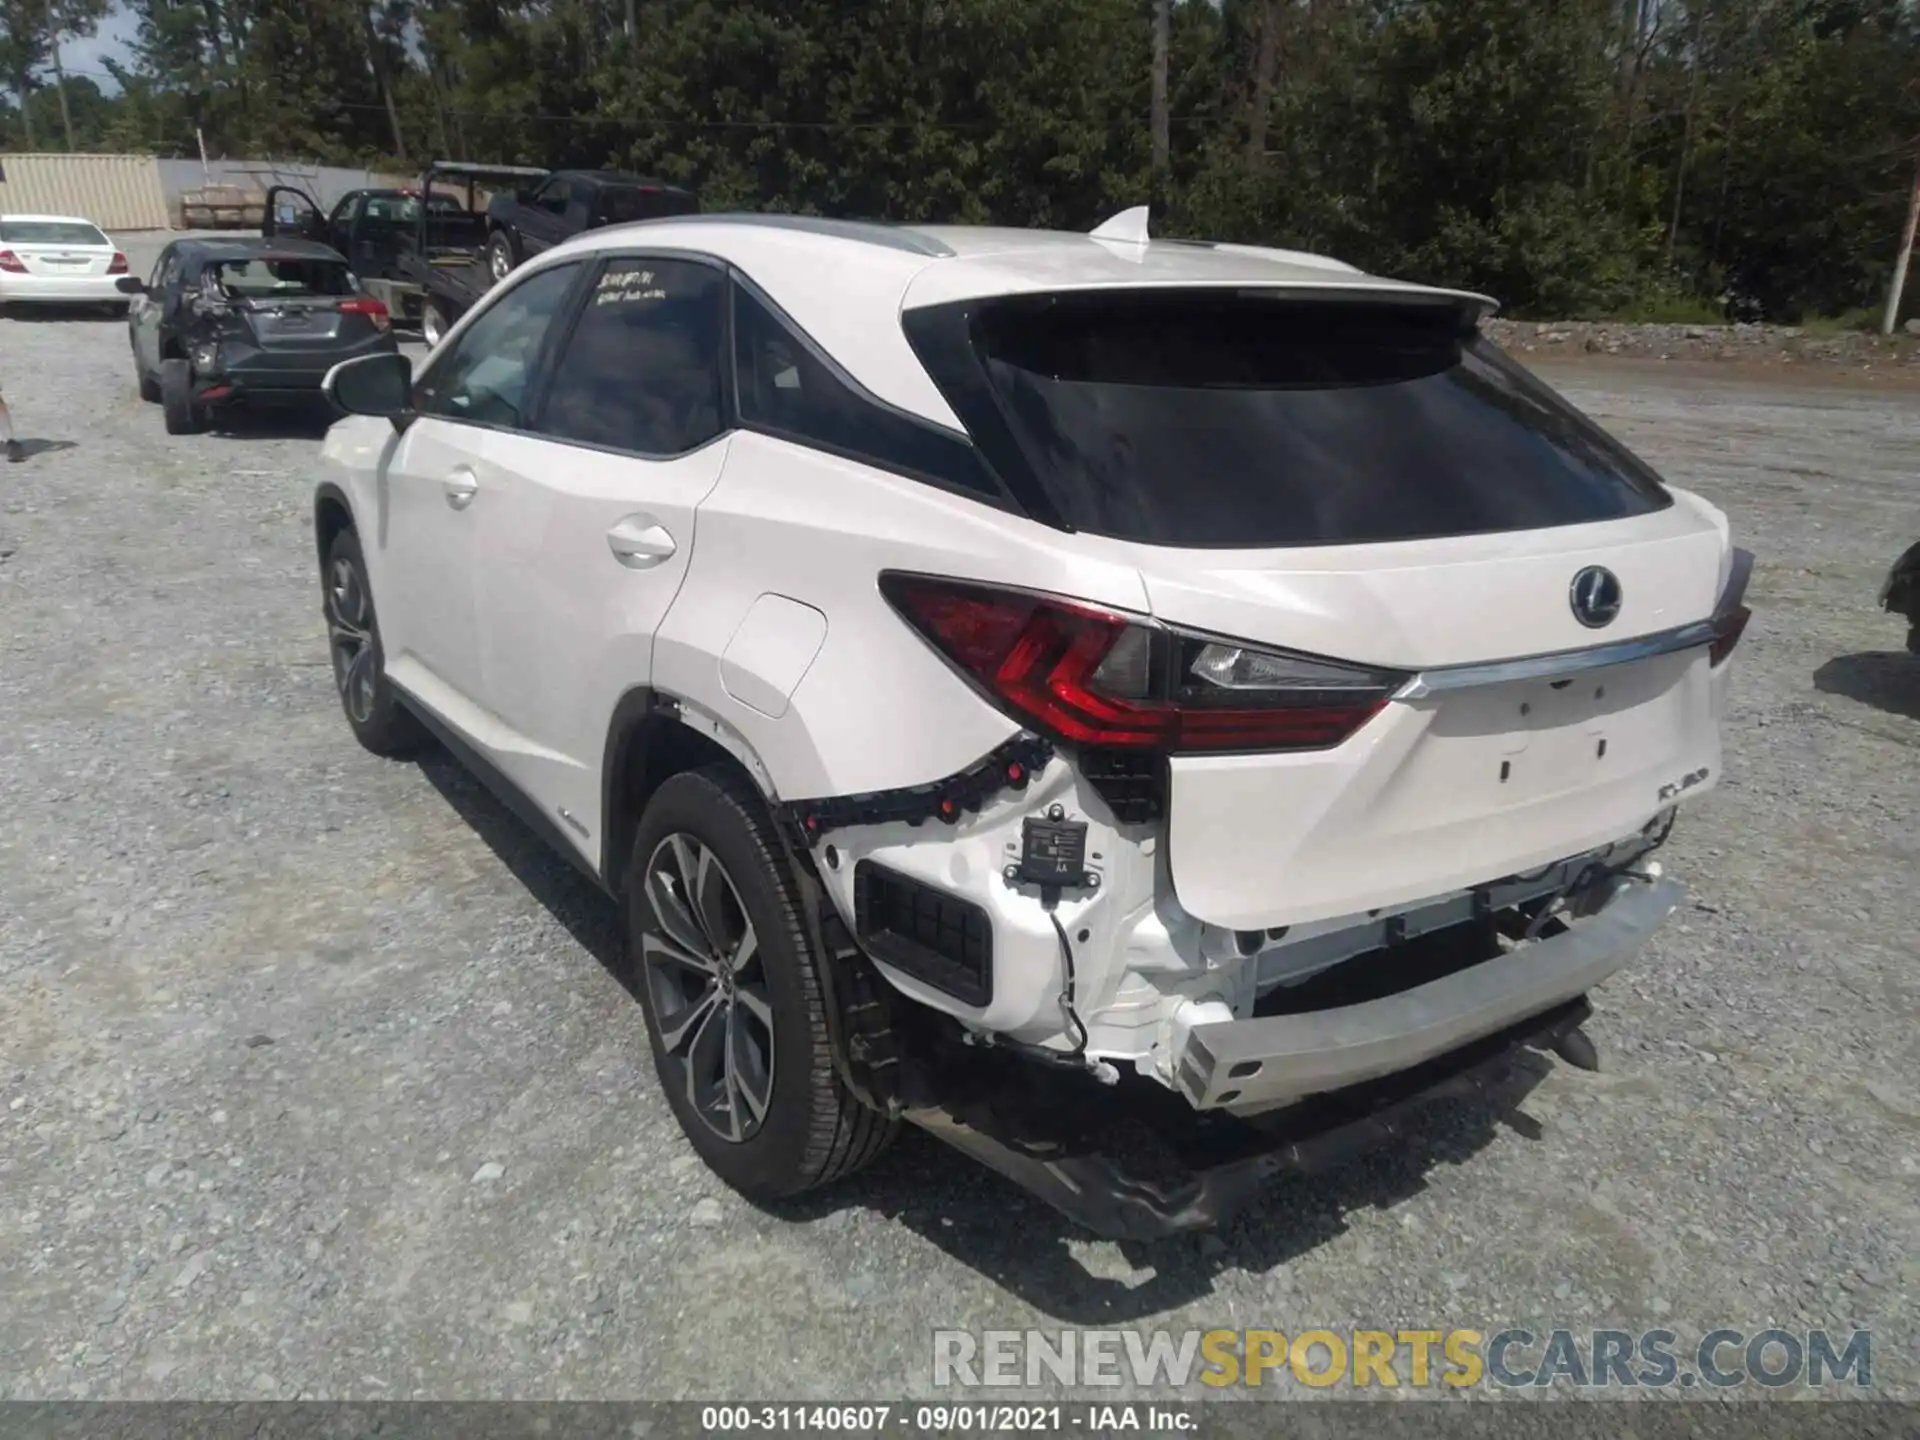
[206,257,355,299]
[0,219,111,247]
[905,290,1673,547]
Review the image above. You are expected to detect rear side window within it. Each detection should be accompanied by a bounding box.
[732,280,1005,503]
[0,219,109,246]
[540,257,725,456]
[903,292,1672,548]
[599,187,699,224]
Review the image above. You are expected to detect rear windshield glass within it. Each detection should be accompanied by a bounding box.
[206,257,354,298]
[365,195,460,223]
[905,292,1671,548]
[0,219,110,246]
[599,187,699,224]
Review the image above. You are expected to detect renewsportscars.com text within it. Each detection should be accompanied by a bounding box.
[932,1327,1872,1391]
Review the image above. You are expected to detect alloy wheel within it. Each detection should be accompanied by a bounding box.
[640,834,776,1143]
[326,556,378,725]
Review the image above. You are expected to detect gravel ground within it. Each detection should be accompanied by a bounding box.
[2,233,1917,1403]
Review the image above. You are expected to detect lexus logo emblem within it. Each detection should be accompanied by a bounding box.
[1569,566,1623,628]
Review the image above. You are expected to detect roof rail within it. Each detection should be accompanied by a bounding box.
[1089,206,1151,245]
[611,212,956,258]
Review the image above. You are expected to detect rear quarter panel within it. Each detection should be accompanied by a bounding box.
[652,431,1150,801]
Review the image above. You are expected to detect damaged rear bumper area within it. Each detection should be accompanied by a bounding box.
[911,998,1599,1242]
[899,874,1682,1240]
[1174,875,1683,1111]
[195,335,396,406]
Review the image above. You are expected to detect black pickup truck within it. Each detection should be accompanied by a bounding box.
[483,170,699,282]
[265,162,551,344]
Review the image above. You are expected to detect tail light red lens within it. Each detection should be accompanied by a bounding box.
[1709,604,1750,666]
[107,251,128,274]
[340,297,391,332]
[881,574,1404,753]
[0,250,26,273]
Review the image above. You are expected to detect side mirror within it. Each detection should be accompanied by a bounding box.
[115,276,145,295]
[324,352,413,420]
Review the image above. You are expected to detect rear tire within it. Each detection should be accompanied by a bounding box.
[625,768,896,1201]
[323,527,426,758]
[137,368,161,403]
[160,359,201,434]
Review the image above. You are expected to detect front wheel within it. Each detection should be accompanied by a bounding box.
[625,768,895,1201]
[323,528,425,757]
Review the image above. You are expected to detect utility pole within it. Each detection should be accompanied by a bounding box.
[1882,151,1920,337]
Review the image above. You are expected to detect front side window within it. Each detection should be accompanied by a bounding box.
[540,258,724,456]
[733,280,1003,501]
[416,262,581,430]
[535,179,571,216]
[904,290,1674,547]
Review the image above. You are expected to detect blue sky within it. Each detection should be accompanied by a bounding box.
[57,4,141,94]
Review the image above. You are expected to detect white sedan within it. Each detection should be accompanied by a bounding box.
[0,214,130,311]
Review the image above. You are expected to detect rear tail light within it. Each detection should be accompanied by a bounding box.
[1709,604,1750,666]
[340,297,391,332]
[0,250,25,273]
[881,574,1404,754]
[107,251,128,275]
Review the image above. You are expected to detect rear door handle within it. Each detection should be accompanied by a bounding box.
[442,469,479,509]
[607,514,676,568]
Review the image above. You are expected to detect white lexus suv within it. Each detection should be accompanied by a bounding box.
[314,208,1749,1237]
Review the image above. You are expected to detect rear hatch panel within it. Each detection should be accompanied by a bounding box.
[232,296,352,346]
[1164,643,1716,930]
[1127,508,1728,929]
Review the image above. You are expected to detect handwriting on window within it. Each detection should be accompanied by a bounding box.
[597,267,667,306]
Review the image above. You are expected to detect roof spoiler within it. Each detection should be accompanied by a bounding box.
[1088,205,1151,246]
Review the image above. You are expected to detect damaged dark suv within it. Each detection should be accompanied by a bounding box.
[118,237,398,435]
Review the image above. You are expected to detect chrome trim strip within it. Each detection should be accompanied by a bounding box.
[1393,620,1718,700]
